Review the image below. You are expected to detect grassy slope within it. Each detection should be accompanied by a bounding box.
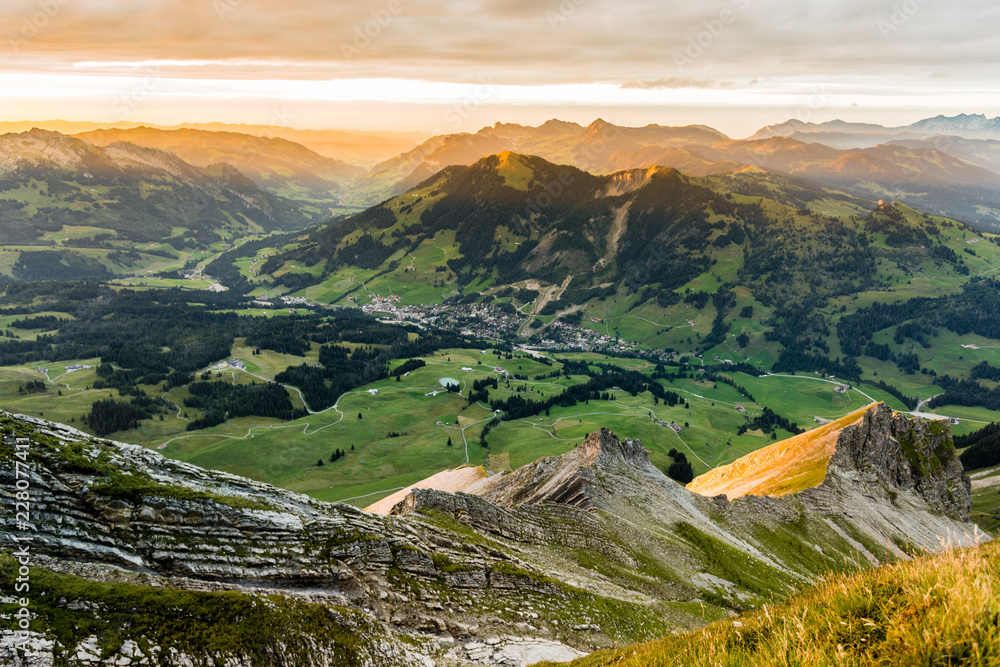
[550,539,1000,667]
[0,344,936,508]
[255,170,1000,402]
[687,404,872,500]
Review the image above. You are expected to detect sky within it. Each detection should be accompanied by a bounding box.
[3,0,1000,138]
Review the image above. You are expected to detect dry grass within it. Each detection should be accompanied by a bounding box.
[687,404,873,500]
[554,538,999,667]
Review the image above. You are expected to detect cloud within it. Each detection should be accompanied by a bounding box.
[2,0,1000,134]
[1,0,995,86]
[621,77,741,90]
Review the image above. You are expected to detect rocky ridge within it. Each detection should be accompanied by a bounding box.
[0,404,987,666]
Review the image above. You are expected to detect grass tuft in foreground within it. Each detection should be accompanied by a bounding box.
[551,539,999,667]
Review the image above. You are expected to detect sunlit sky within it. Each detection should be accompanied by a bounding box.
[3,0,1000,138]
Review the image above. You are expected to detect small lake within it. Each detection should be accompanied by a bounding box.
[438,377,459,386]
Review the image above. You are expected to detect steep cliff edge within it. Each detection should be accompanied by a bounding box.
[0,405,986,666]
[396,404,984,621]
[688,403,972,522]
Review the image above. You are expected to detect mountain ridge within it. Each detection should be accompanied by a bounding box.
[0,129,313,245]
[73,126,365,205]
[0,402,985,665]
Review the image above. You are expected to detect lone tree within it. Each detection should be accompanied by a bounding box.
[447,437,453,447]
[358,412,363,419]
[316,459,324,467]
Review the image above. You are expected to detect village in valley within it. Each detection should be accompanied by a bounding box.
[357,299,655,357]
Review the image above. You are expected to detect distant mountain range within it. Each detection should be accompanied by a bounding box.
[0,120,426,167]
[345,115,1000,229]
[75,127,365,209]
[752,113,1000,147]
[0,129,310,244]
[353,119,730,205]
[5,112,1000,247]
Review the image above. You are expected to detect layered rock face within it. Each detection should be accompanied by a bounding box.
[821,403,971,521]
[0,405,987,666]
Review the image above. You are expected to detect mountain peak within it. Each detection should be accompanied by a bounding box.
[577,426,652,467]
[470,427,658,511]
[538,118,582,132]
[586,118,612,131]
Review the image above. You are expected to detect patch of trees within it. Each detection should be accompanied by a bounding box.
[869,379,918,411]
[490,367,683,421]
[276,329,473,411]
[18,380,46,394]
[85,390,174,436]
[478,415,501,448]
[771,350,863,383]
[930,375,1000,412]
[87,398,151,436]
[971,361,1000,382]
[956,422,1000,471]
[700,287,736,351]
[468,376,499,404]
[12,250,113,282]
[336,234,404,270]
[736,407,802,436]
[183,381,301,427]
[684,291,710,309]
[838,278,1000,357]
[895,351,921,375]
[391,358,426,377]
[166,371,194,389]
[666,448,694,484]
[9,315,67,330]
[244,316,326,356]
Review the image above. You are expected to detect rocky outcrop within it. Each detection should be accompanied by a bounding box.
[0,406,987,666]
[0,413,636,666]
[397,404,985,612]
[820,403,971,520]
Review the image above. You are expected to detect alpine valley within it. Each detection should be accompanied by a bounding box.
[2,115,1000,666]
